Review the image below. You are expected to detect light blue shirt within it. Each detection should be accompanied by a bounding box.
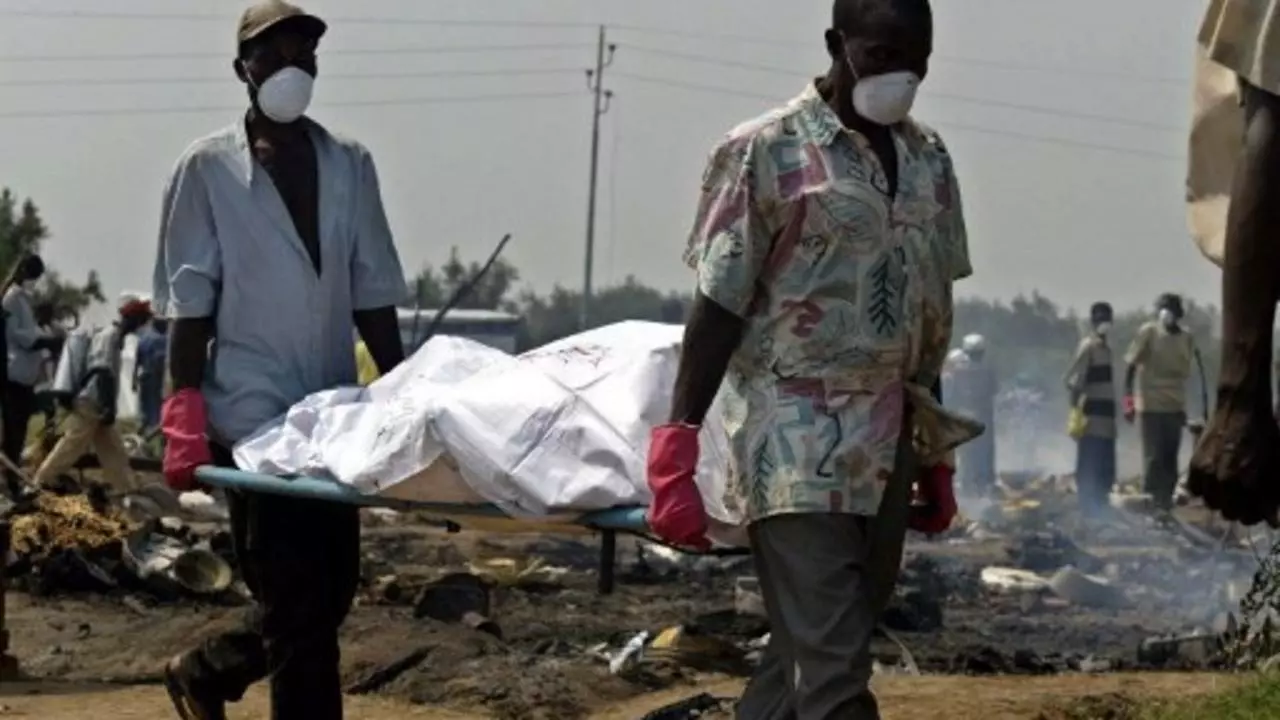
[3,285,50,387]
[152,118,408,444]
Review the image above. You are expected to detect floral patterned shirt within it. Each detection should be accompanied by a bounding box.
[685,83,982,522]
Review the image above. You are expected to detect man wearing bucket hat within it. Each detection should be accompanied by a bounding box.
[33,293,153,493]
[153,1,407,718]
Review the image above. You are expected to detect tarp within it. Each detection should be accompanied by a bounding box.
[232,321,745,540]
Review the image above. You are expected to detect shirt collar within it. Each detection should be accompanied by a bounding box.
[231,114,325,184]
[794,82,845,147]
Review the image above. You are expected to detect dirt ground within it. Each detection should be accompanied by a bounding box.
[0,673,1240,719]
[1,500,1254,720]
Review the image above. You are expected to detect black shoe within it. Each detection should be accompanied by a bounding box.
[163,652,227,720]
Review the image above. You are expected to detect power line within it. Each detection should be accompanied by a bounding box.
[0,90,581,120]
[0,43,594,62]
[619,45,1184,133]
[0,10,1189,85]
[609,72,1183,162]
[0,8,596,29]
[611,27,1188,85]
[0,67,582,88]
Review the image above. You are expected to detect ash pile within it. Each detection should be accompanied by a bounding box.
[0,484,243,606]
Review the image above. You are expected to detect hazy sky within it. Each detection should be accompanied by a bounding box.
[0,0,1216,325]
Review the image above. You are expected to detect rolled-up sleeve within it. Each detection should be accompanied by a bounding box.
[351,149,408,310]
[154,154,220,319]
[684,135,773,318]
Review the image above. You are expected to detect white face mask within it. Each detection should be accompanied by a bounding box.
[253,66,314,124]
[850,70,921,126]
[1158,308,1177,328]
[1095,321,1112,335]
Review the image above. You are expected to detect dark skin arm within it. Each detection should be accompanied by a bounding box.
[668,295,745,425]
[1124,364,1137,397]
[353,306,404,375]
[169,318,214,391]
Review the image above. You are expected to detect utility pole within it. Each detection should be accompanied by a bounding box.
[580,25,615,331]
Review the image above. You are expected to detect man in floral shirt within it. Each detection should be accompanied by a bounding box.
[643,0,980,716]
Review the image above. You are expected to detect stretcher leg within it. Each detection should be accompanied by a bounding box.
[598,530,617,595]
[0,520,20,679]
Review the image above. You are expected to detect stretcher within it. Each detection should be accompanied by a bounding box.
[194,466,746,595]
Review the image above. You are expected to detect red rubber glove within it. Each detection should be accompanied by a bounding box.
[909,464,957,535]
[161,388,212,492]
[646,424,711,551]
[1122,395,1136,423]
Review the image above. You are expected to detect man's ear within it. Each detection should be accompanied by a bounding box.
[233,58,248,83]
[824,29,843,59]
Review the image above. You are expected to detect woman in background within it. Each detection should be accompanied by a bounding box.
[1,254,55,493]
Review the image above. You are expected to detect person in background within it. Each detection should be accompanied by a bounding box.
[355,338,379,386]
[133,316,168,432]
[33,295,153,494]
[1124,293,1208,511]
[1,254,57,494]
[947,333,997,496]
[1063,301,1118,517]
[645,0,980,716]
[154,3,407,718]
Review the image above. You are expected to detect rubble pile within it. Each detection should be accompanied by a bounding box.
[10,493,133,560]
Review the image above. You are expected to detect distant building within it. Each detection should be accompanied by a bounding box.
[395,307,522,354]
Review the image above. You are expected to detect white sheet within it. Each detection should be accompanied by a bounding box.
[233,321,744,537]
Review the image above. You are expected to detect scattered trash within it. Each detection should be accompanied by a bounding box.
[639,692,731,720]
[609,630,650,675]
[1047,566,1128,609]
[980,567,1048,594]
[468,556,568,588]
[1138,632,1224,667]
[733,576,764,618]
[413,572,502,639]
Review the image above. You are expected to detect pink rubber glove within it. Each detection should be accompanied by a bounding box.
[1123,395,1136,423]
[646,424,711,551]
[909,464,958,536]
[161,389,212,492]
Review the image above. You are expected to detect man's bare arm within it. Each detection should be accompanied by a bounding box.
[168,318,214,390]
[1124,364,1137,396]
[354,306,405,375]
[668,295,745,425]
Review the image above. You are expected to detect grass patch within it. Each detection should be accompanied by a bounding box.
[1048,675,1280,720]
[1142,674,1280,720]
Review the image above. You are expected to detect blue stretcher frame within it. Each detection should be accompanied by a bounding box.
[194,466,747,594]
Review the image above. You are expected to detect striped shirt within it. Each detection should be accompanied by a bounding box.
[1064,334,1116,439]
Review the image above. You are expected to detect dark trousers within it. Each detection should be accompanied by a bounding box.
[737,514,880,720]
[1140,411,1185,510]
[1075,435,1117,516]
[2,381,35,483]
[188,444,361,720]
[138,374,163,431]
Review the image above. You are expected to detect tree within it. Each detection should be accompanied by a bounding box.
[517,276,692,350]
[0,188,104,317]
[406,247,520,312]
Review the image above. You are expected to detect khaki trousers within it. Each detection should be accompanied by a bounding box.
[33,405,135,492]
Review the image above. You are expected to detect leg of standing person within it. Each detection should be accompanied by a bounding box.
[32,406,96,488]
[140,375,163,432]
[742,514,880,720]
[1,381,34,469]
[1144,412,1182,510]
[1100,436,1117,501]
[1146,409,1167,504]
[1076,437,1098,516]
[91,424,137,492]
[169,443,362,720]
